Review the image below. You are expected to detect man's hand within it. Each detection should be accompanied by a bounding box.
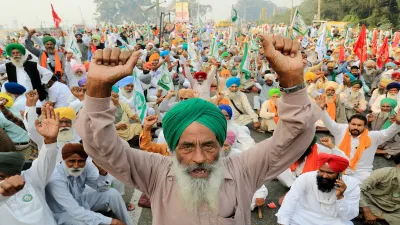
[395,110,400,125]
[257,34,302,88]
[0,97,7,107]
[0,175,25,196]
[92,160,107,176]
[363,207,377,225]
[111,92,120,106]
[335,178,347,200]
[193,90,200,98]
[320,137,335,149]
[71,87,85,101]
[35,104,60,144]
[87,48,141,98]
[165,90,176,100]
[26,90,39,107]
[354,108,364,114]
[314,95,326,110]
[131,115,141,123]
[115,124,128,130]
[143,115,158,130]
[367,114,376,123]
[66,52,73,62]
[23,26,36,37]
[110,218,126,225]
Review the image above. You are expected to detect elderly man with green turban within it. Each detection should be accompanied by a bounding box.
[259,88,281,132]
[343,79,368,119]
[25,28,65,79]
[75,34,322,224]
[369,98,400,159]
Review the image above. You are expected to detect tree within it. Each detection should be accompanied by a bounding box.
[94,0,155,24]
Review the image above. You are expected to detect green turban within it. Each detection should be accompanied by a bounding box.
[350,80,363,87]
[163,98,227,151]
[381,98,398,129]
[92,35,101,41]
[221,52,230,58]
[268,88,281,98]
[0,152,25,175]
[6,43,26,56]
[42,36,56,45]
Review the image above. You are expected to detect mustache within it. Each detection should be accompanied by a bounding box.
[183,163,215,174]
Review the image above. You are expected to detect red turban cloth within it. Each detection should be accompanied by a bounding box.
[194,71,207,80]
[317,153,349,173]
[62,143,88,160]
[392,72,400,80]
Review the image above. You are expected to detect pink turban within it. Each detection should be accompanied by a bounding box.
[317,153,349,173]
[72,64,86,74]
[225,131,236,146]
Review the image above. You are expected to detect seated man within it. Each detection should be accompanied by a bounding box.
[368,98,400,159]
[260,88,280,132]
[117,76,134,108]
[4,82,27,112]
[386,82,400,100]
[276,153,360,225]
[359,153,400,225]
[317,97,400,181]
[47,76,73,108]
[224,77,260,131]
[0,104,59,225]
[342,80,367,119]
[369,78,392,113]
[253,73,278,113]
[46,143,133,225]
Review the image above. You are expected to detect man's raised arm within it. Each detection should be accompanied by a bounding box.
[74,48,169,195]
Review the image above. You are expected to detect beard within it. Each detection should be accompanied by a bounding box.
[120,88,133,99]
[46,48,54,54]
[57,127,75,142]
[172,153,225,215]
[387,93,398,100]
[350,90,359,99]
[350,128,362,136]
[10,55,27,68]
[378,112,390,120]
[365,68,375,76]
[227,91,239,100]
[316,174,336,193]
[378,88,386,95]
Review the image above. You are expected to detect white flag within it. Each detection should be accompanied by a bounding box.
[133,68,147,123]
[157,64,174,91]
[66,27,82,64]
[240,42,251,80]
[316,25,326,60]
[208,37,219,59]
[291,8,308,36]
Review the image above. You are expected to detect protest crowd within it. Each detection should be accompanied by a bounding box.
[1,4,400,225]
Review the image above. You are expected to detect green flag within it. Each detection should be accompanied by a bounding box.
[158,64,174,91]
[240,42,251,80]
[133,69,148,123]
[291,8,308,36]
[231,7,238,23]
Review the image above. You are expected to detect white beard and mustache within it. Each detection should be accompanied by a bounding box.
[10,55,27,68]
[57,127,75,142]
[387,93,398,100]
[172,153,225,215]
[227,91,239,101]
[364,68,376,76]
[120,88,134,99]
[378,112,390,120]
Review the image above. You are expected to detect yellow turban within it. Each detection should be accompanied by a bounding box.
[380,78,393,88]
[54,107,76,121]
[149,53,160,62]
[326,62,336,67]
[304,71,316,81]
[178,89,195,99]
[0,93,14,108]
[324,81,339,91]
[220,69,231,77]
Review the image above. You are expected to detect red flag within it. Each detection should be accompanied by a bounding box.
[371,30,378,56]
[353,24,368,63]
[392,31,400,48]
[377,37,389,68]
[339,45,345,61]
[51,4,62,29]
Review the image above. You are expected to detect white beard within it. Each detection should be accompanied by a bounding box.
[364,69,376,76]
[387,93,398,100]
[10,55,27,68]
[172,153,225,215]
[120,88,134,99]
[378,112,390,120]
[57,127,75,142]
[227,91,239,101]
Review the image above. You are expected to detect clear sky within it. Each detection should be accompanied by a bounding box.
[0,0,303,29]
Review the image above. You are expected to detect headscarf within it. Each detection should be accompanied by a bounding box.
[221,52,230,58]
[350,80,363,87]
[386,82,400,90]
[4,82,26,95]
[162,42,170,47]
[380,78,393,88]
[118,76,134,88]
[42,36,56,45]
[149,53,160,62]
[345,72,356,82]
[385,62,396,69]
[225,131,236,146]
[392,72,400,80]
[54,107,76,121]
[72,64,86,74]
[143,62,152,70]
[381,98,398,129]
[91,35,101,41]
[304,71,316,81]
[0,93,14,108]
[78,78,87,87]
[0,152,25,175]
[234,56,242,62]
[194,71,207,80]
[221,69,231,77]
[226,77,240,88]
[163,98,227,151]
[182,43,188,50]
[160,50,170,58]
[268,88,281,98]
[112,85,120,94]
[317,153,349,173]
[219,104,232,119]
[264,74,275,81]
[6,43,25,56]
[178,89,195,99]
[323,81,339,91]
[62,143,88,160]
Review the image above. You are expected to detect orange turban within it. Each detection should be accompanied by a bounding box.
[62,143,88,160]
[317,153,349,173]
[221,69,231,78]
[143,62,152,70]
[178,89,195,99]
[149,53,160,62]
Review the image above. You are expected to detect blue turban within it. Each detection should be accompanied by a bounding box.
[78,78,87,87]
[160,50,170,58]
[218,104,232,119]
[386,82,400,90]
[346,72,356,82]
[226,77,241,88]
[163,98,227,151]
[4,82,26,95]
[118,76,134,88]
[385,62,396,69]
[112,85,120,93]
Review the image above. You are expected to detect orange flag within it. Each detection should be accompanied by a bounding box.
[377,37,389,68]
[353,25,367,63]
[339,45,345,61]
[51,4,62,29]
[371,30,378,56]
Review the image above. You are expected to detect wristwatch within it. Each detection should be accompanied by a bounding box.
[279,82,306,94]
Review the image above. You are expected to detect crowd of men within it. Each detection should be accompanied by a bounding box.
[0,20,399,225]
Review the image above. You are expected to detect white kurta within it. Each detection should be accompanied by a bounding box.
[185,65,217,100]
[276,171,360,225]
[0,143,58,225]
[321,110,400,181]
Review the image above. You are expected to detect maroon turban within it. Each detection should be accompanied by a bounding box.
[317,153,349,173]
[62,143,88,160]
[194,71,207,80]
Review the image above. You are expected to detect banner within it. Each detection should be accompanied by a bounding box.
[66,27,82,64]
[157,64,174,91]
[240,42,251,80]
[175,2,189,22]
[133,69,148,124]
[291,8,308,36]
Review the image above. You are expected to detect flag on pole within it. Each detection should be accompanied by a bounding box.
[51,4,62,29]
[208,37,219,59]
[291,8,308,36]
[249,34,259,51]
[157,64,174,91]
[133,69,148,123]
[66,27,82,64]
[371,29,378,56]
[392,31,399,48]
[240,42,251,80]
[376,37,389,68]
[316,25,326,60]
[339,45,345,61]
[353,24,368,63]
[301,35,310,49]
[231,7,238,23]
